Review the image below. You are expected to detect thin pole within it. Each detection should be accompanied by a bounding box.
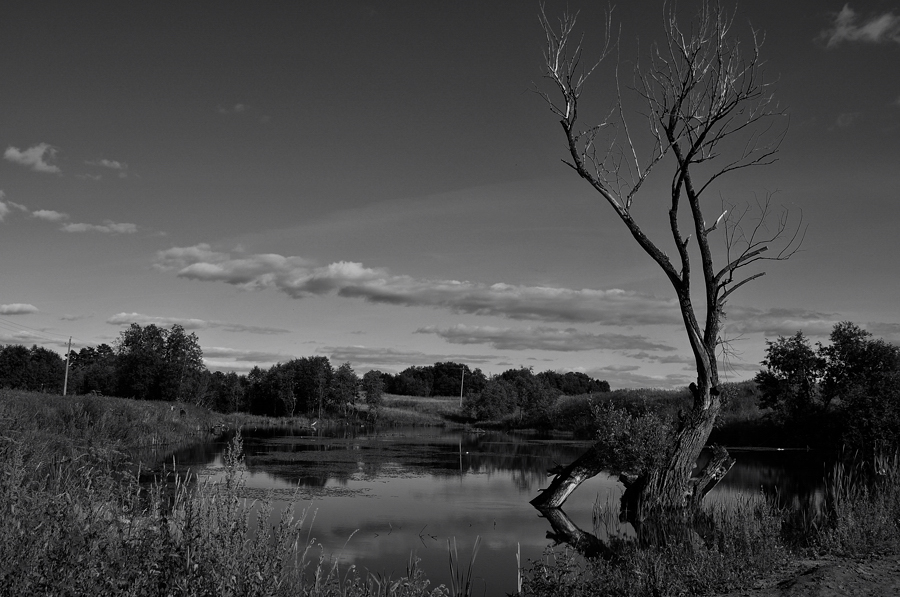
[62,337,72,396]
[459,366,465,408]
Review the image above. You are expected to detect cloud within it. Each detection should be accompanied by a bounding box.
[325,345,496,370]
[4,143,61,173]
[0,303,39,315]
[0,194,30,222]
[217,103,249,114]
[87,158,128,170]
[0,199,139,234]
[203,346,290,363]
[32,209,69,222]
[821,5,900,46]
[62,220,137,234]
[60,313,91,321]
[106,312,290,335]
[723,306,840,338]
[417,324,676,352]
[156,245,680,325]
[77,173,103,181]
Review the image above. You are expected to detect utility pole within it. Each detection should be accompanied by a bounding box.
[459,365,465,408]
[62,337,72,396]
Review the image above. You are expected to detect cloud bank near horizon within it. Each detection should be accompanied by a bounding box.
[416,324,676,352]
[155,244,681,325]
[107,312,290,335]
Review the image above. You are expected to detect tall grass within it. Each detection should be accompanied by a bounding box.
[0,390,459,597]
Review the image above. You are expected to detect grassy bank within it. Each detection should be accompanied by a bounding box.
[0,390,453,596]
[375,393,464,426]
[4,389,897,596]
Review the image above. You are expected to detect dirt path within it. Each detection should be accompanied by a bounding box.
[715,555,900,597]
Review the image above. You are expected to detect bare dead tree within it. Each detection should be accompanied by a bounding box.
[531,2,802,517]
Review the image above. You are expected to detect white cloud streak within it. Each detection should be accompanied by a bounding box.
[822,5,900,46]
[156,245,680,325]
[4,143,61,173]
[0,303,39,315]
[106,312,290,335]
[417,324,676,352]
[62,220,137,234]
[325,345,497,370]
[87,158,128,170]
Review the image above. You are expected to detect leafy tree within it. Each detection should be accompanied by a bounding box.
[328,362,359,415]
[0,344,65,392]
[754,332,825,421]
[500,367,560,424]
[114,323,206,402]
[533,2,801,514]
[392,366,433,397]
[68,344,117,396]
[464,377,517,421]
[362,370,385,412]
[538,370,610,395]
[160,325,206,403]
[819,322,900,453]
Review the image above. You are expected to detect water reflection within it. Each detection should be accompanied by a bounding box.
[153,426,831,595]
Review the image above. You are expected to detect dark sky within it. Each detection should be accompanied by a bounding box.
[1,1,898,387]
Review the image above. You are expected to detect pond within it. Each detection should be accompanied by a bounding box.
[162,425,832,595]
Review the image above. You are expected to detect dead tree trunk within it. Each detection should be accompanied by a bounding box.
[532,2,797,518]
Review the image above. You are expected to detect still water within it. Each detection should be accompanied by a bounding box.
[164,425,830,595]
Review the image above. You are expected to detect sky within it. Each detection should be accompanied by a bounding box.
[1,1,898,389]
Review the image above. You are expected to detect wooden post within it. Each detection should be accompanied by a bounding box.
[62,337,72,396]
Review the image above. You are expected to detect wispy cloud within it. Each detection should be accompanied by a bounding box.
[217,103,249,114]
[62,221,137,234]
[0,197,138,234]
[325,345,497,370]
[4,143,61,173]
[0,303,39,315]
[87,158,128,170]
[0,192,27,222]
[86,158,129,178]
[60,313,91,321]
[821,5,900,46]
[107,312,290,335]
[156,244,680,325]
[723,306,840,338]
[417,324,676,352]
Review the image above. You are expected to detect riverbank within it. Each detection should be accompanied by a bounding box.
[2,390,897,597]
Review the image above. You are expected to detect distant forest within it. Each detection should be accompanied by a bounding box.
[0,323,608,418]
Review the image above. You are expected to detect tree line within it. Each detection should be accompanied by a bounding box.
[0,323,608,419]
[755,321,900,455]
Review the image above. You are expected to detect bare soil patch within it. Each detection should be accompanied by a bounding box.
[715,555,900,597]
